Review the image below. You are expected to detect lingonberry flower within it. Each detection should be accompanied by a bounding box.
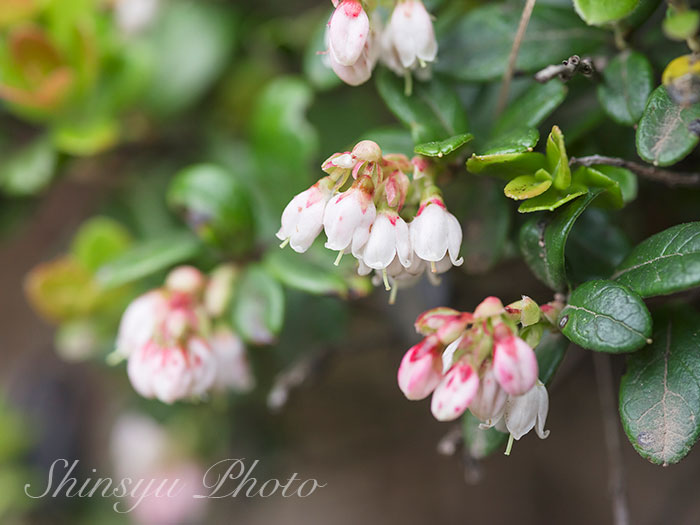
[492,327,539,396]
[469,363,508,425]
[500,381,550,440]
[115,289,169,358]
[276,177,334,253]
[327,11,380,86]
[323,175,376,258]
[430,361,479,421]
[382,0,437,73]
[359,209,411,271]
[409,196,463,271]
[397,335,443,400]
[165,265,206,295]
[127,337,217,404]
[328,0,370,66]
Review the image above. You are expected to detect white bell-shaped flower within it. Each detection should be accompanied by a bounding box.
[115,290,169,358]
[328,0,369,66]
[501,381,550,440]
[276,178,334,253]
[383,0,437,70]
[359,209,411,270]
[409,198,463,267]
[323,175,376,255]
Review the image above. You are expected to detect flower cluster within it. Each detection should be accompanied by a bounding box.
[326,0,438,86]
[115,265,254,403]
[398,296,564,446]
[276,140,463,302]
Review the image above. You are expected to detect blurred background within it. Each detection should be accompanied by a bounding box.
[1,0,700,523]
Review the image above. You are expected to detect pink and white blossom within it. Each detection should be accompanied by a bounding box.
[382,0,437,72]
[430,361,479,421]
[359,209,411,270]
[409,198,463,267]
[328,16,380,86]
[499,382,550,440]
[469,363,508,425]
[210,327,255,392]
[276,178,334,253]
[328,0,369,66]
[115,290,169,358]
[398,335,443,400]
[492,332,539,396]
[323,175,376,255]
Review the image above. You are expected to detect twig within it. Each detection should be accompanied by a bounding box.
[266,347,333,412]
[534,55,595,83]
[496,0,537,115]
[593,353,630,525]
[437,424,463,456]
[570,155,700,188]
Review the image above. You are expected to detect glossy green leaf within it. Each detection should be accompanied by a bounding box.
[71,217,133,273]
[263,249,349,298]
[636,86,700,166]
[462,411,507,460]
[504,170,552,200]
[573,0,640,25]
[592,165,638,204]
[414,133,474,158]
[230,265,285,345]
[167,164,255,254]
[572,166,624,209]
[619,307,700,465]
[519,190,601,290]
[437,4,607,81]
[96,232,202,289]
[492,82,568,138]
[516,184,588,213]
[597,50,654,126]
[0,135,56,196]
[375,68,468,144]
[466,151,547,179]
[144,1,235,116]
[535,329,569,385]
[481,127,539,155]
[567,209,632,284]
[545,126,570,190]
[558,279,652,353]
[613,222,700,297]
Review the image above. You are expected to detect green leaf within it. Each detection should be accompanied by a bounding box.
[519,190,601,290]
[597,50,654,126]
[535,329,569,385]
[573,0,640,25]
[263,248,349,298]
[414,133,474,158]
[592,165,638,204]
[375,68,468,144]
[481,127,539,155]
[51,118,120,156]
[230,265,284,345]
[663,9,700,41]
[466,151,547,179]
[613,222,700,298]
[0,135,56,196]
[572,166,624,209]
[558,279,652,353]
[167,164,255,254]
[71,217,133,273]
[144,1,235,116]
[619,307,700,465]
[462,411,508,460]
[636,86,700,166]
[545,126,571,190]
[438,4,607,82]
[567,209,632,284]
[504,171,552,200]
[491,81,568,138]
[96,232,202,289]
[516,184,588,213]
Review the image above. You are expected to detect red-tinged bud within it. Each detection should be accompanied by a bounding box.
[493,335,538,396]
[397,335,443,400]
[436,312,473,345]
[414,307,462,335]
[430,361,479,421]
[541,298,565,325]
[473,296,505,319]
[506,295,540,326]
[351,140,382,163]
[328,0,369,67]
[469,362,507,424]
[165,266,205,295]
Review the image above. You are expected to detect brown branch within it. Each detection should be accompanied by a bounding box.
[534,55,595,83]
[496,0,537,115]
[593,353,630,525]
[570,155,700,188]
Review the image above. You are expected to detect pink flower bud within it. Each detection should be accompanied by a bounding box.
[210,327,255,393]
[115,290,169,357]
[473,296,505,319]
[469,363,507,424]
[414,307,462,335]
[351,140,382,163]
[493,334,538,396]
[165,266,205,295]
[328,0,369,66]
[397,335,443,400]
[430,362,479,421]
